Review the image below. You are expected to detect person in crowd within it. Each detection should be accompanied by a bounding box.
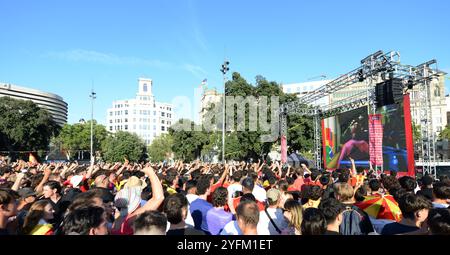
[258,188,288,235]
[431,182,449,209]
[111,166,164,235]
[301,208,326,235]
[381,193,432,235]
[22,200,55,235]
[235,200,260,235]
[227,170,243,199]
[0,188,18,235]
[63,206,109,235]
[190,175,213,234]
[302,185,323,209]
[427,208,450,235]
[206,187,233,235]
[399,176,417,194]
[319,198,346,235]
[16,188,37,229]
[233,177,265,211]
[42,181,64,228]
[281,199,302,235]
[164,193,205,235]
[417,175,434,201]
[183,179,197,227]
[334,182,374,235]
[133,210,167,235]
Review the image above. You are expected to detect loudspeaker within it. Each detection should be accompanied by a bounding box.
[375,78,404,107]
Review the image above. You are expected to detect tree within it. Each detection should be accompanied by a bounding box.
[148,133,173,162]
[169,119,213,161]
[101,131,146,162]
[412,122,422,144]
[0,97,60,156]
[54,121,108,159]
[439,125,450,140]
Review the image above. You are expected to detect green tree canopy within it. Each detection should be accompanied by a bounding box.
[54,121,108,159]
[0,97,60,154]
[101,131,146,162]
[148,133,173,162]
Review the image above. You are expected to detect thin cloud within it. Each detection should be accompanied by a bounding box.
[183,64,208,79]
[46,49,172,68]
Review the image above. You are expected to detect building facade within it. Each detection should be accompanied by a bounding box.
[106,78,174,145]
[0,82,68,126]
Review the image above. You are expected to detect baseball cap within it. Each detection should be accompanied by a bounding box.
[266,188,281,203]
[18,188,36,199]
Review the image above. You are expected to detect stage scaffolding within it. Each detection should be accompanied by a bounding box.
[280,50,440,178]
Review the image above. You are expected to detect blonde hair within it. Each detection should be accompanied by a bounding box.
[22,200,51,234]
[284,199,303,234]
[333,183,354,202]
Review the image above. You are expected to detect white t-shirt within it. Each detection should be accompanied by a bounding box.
[227,183,242,198]
[220,221,242,235]
[257,207,288,235]
[185,194,199,227]
[253,185,267,202]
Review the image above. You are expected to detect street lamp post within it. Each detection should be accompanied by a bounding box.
[89,90,96,167]
[220,60,229,164]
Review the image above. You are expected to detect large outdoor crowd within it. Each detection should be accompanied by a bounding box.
[0,156,449,235]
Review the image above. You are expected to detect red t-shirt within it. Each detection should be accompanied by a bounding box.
[207,181,230,203]
[292,178,304,191]
[232,197,265,211]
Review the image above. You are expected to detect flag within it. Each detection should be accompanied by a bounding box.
[202,78,207,84]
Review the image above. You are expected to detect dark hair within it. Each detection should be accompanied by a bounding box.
[427,208,450,235]
[399,176,417,192]
[381,175,401,192]
[63,206,105,235]
[397,193,432,220]
[232,171,243,182]
[277,180,289,192]
[319,175,330,186]
[307,185,323,201]
[368,179,381,192]
[433,182,450,200]
[190,170,201,180]
[196,176,211,195]
[68,190,103,212]
[212,187,228,207]
[240,193,256,203]
[43,181,62,195]
[241,177,254,192]
[185,180,197,192]
[311,170,320,181]
[338,173,350,183]
[134,210,167,234]
[354,185,368,202]
[286,176,295,185]
[301,208,327,235]
[163,193,188,224]
[0,166,12,176]
[0,188,18,205]
[421,175,433,186]
[236,200,259,227]
[165,168,178,184]
[318,198,345,224]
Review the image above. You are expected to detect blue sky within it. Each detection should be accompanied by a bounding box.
[1,0,449,125]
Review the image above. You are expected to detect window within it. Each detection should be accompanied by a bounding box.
[153,125,156,130]
[435,86,441,97]
[109,112,113,116]
[109,120,112,124]
[125,110,128,115]
[161,120,165,124]
[125,118,128,123]
[109,126,112,131]
[125,125,128,130]
[143,83,148,92]
[161,126,165,131]
[161,112,165,117]
[154,111,156,116]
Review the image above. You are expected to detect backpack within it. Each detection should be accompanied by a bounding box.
[339,205,373,235]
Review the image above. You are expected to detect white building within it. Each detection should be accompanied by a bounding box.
[106,78,174,145]
[282,80,332,106]
[199,88,222,125]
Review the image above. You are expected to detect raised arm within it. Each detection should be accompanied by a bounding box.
[35,166,52,194]
[130,165,164,217]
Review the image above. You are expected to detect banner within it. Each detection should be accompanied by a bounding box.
[369,114,383,166]
[281,135,287,164]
